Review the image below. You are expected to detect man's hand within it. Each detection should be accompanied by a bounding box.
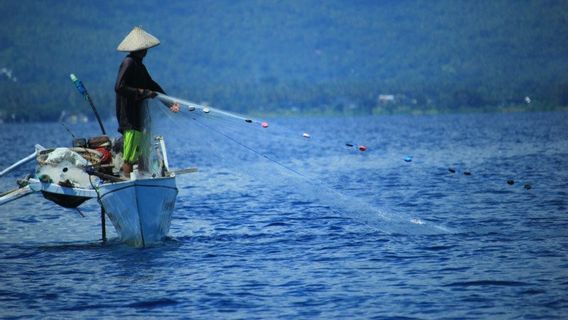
[169,102,180,113]
[139,89,157,99]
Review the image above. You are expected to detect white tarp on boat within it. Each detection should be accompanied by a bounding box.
[42,148,91,167]
[36,148,100,188]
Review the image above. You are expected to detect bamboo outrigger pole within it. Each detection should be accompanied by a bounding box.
[69,74,107,135]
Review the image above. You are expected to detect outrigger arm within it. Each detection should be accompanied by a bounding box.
[0,144,99,207]
[0,177,98,207]
[0,144,45,177]
[0,145,47,205]
[0,184,35,206]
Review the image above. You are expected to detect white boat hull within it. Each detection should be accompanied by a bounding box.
[98,176,178,247]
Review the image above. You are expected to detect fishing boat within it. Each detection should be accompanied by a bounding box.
[98,174,177,247]
[0,132,179,248]
[0,75,183,247]
[0,74,264,247]
[95,136,178,247]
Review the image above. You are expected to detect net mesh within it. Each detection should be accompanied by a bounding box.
[146,95,450,235]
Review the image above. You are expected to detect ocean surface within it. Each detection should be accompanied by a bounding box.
[0,111,567,319]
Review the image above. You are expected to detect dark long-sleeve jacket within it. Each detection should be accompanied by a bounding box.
[115,54,165,133]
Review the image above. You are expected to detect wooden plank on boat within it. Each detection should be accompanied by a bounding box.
[173,167,198,175]
[0,185,34,206]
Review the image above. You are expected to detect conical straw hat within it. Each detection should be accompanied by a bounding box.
[117,26,160,52]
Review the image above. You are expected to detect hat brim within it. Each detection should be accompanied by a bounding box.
[117,27,160,52]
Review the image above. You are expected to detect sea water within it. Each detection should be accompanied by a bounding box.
[0,112,567,319]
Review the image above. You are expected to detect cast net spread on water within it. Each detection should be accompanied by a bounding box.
[145,94,449,235]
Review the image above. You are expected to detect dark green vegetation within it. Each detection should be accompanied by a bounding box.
[1,0,567,122]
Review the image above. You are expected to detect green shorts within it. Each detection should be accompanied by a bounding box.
[123,129,143,163]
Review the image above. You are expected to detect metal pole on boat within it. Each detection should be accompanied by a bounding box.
[69,74,107,135]
[0,144,45,177]
[101,206,107,243]
[156,136,170,172]
[0,152,36,177]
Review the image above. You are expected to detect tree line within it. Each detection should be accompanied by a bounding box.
[1,0,567,122]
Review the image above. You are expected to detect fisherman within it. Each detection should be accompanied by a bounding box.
[115,26,180,178]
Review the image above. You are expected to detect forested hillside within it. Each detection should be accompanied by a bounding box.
[0,0,567,122]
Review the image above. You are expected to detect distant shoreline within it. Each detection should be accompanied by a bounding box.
[248,104,568,118]
[5,105,566,125]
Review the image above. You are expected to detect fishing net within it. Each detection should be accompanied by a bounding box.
[145,94,450,235]
[130,100,170,178]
